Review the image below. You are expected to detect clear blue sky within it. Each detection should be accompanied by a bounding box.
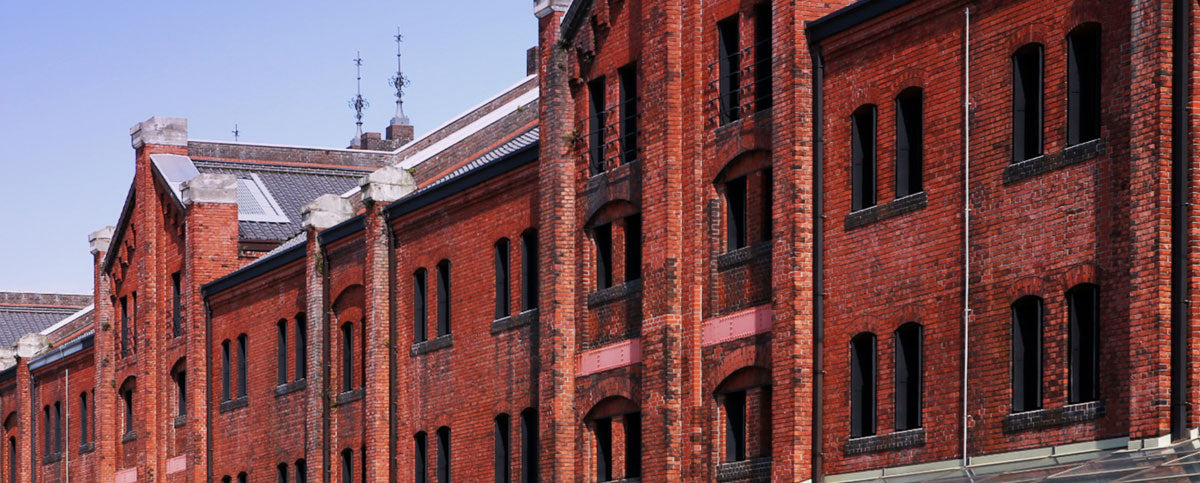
[0,1,537,295]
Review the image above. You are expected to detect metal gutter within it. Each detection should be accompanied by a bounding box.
[317,214,365,246]
[101,182,137,272]
[806,0,916,44]
[201,243,306,298]
[1170,0,1192,439]
[27,331,94,372]
[383,141,539,221]
[561,0,595,41]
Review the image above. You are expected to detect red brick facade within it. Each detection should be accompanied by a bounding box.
[0,0,1195,481]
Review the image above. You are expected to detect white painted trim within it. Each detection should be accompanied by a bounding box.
[188,74,539,158]
[395,88,539,170]
[39,305,93,336]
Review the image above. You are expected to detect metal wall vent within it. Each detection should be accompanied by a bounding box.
[235,174,289,223]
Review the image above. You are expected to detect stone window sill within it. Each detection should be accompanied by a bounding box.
[335,388,364,406]
[843,428,925,455]
[42,452,61,465]
[121,430,138,443]
[219,395,248,413]
[492,308,538,334]
[587,279,643,309]
[716,457,772,482]
[411,334,453,356]
[716,241,772,272]
[274,378,307,397]
[173,414,186,428]
[1003,138,1105,184]
[1003,400,1105,433]
[845,191,928,230]
[79,442,94,454]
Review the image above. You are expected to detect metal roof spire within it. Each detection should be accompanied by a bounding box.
[232,123,240,142]
[349,51,368,147]
[390,28,411,126]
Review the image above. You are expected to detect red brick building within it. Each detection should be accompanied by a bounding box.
[0,0,1195,481]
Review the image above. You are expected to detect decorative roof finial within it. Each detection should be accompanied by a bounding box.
[232,123,240,142]
[390,28,411,127]
[349,51,369,147]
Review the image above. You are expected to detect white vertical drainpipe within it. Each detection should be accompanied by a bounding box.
[64,367,69,481]
[961,5,973,469]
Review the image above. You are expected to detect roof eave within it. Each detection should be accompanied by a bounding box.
[806,0,917,44]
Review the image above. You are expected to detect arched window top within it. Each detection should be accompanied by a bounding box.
[1068,22,1101,38]
[852,103,878,117]
[585,395,640,421]
[1013,42,1045,57]
[896,86,923,101]
[585,199,640,229]
[495,237,510,247]
[896,321,923,334]
[119,375,137,393]
[1067,282,1099,294]
[1012,294,1045,308]
[171,357,186,375]
[715,366,771,396]
[851,331,876,346]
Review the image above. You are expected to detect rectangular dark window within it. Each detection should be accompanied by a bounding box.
[1068,25,1101,145]
[414,270,428,342]
[594,224,613,290]
[895,89,924,197]
[277,321,288,386]
[1013,44,1045,161]
[494,415,510,483]
[1068,285,1100,403]
[520,231,538,312]
[296,460,307,483]
[172,272,183,337]
[495,239,511,319]
[54,402,61,454]
[10,437,16,483]
[436,261,451,336]
[1012,296,1044,412]
[341,323,354,392]
[727,176,748,250]
[753,3,772,111]
[851,106,878,211]
[724,391,746,461]
[589,77,607,175]
[619,65,638,165]
[895,324,923,430]
[123,389,133,435]
[595,418,613,482]
[761,169,774,240]
[236,334,247,398]
[717,15,741,124]
[278,463,289,483]
[436,427,450,483]
[415,432,428,483]
[131,292,137,353]
[624,413,641,478]
[221,340,231,401]
[42,406,50,454]
[296,315,307,380]
[624,215,641,282]
[850,333,876,438]
[520,409,538,483]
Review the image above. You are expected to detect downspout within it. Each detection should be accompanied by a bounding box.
[811,44,826,483]
[961,5,973,467]
[63,368,68,482]
[1169,0,1192,440]
[204,299,214,483]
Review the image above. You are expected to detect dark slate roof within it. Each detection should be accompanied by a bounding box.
[419,127,539,193]
[192,160,370,242]
[0,305,79,348]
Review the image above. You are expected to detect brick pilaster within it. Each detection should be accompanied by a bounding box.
[363,206,392,481]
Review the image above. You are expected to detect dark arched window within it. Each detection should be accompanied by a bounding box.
[520,230,539,312]
[172,359,187,419]
[415,431,428,483]
[520,408,538,483]
[1012,296,1044,412]
[277,319,288,386]
[1013,43,1045,161]
[42,405,51,454]
[296,313,308,381]
[436,260,451,336]
[895,323,923,430]
[1067,24,1102,145]
[851,105,878,210]
[414,269,428,343]
[295,459,307,483]
[436,426,451,483]
[79,392,89,445]
[236,334,248,398]
[278,462,289,483]
[495,239,511,319]
[237,472,247,483]
[850,332,877,437]
[119,377,136,437]
[494,414,510,483]
[221,339,232,401]
[1068,284,1100,402]
[895,88,924,197]
[341,448,353,483]
[341,322,354,393]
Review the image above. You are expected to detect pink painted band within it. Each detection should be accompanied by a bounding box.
[166,455,187,474]
[577,338,641,376]
[115,468,138,483]
[701,304,772,346]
